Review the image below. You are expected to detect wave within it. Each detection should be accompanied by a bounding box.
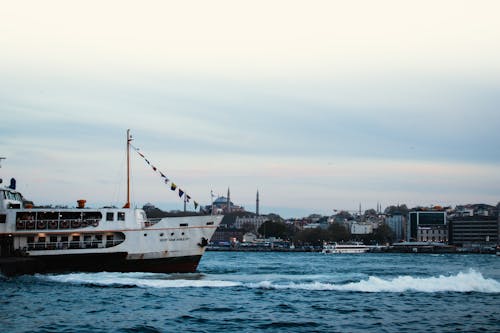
[40,272,241,288]
[249,270,500,293]
[38,269,500,293]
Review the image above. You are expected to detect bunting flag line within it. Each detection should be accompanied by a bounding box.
[130,143,201,211]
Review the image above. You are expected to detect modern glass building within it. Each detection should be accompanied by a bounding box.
[407,210,446,241]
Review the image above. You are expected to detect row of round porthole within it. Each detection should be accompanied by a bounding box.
[143,232,186,237]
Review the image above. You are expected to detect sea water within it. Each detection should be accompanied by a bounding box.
[1,252,499,332]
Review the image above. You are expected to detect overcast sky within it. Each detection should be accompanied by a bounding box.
[1,0,499,217]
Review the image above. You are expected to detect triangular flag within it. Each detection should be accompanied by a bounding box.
[194,201,198,209]
[178,189,184,198]
[152,166,157,171]
[145,159,150,165]
[138,152,145,158]
[160,172,166,178]
[171,183,177,191]
[186,195,191,202]
[164,178,169,184]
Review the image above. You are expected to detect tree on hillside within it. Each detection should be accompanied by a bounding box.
[241,222,256,233]
[258,221,287,238]
[293,228,327,246]
[266,213,284,222]
[372,223,396,244]
[384,204,409,216]
[328,222,350,242]
[335,210,354,221]
[364,209,377,217]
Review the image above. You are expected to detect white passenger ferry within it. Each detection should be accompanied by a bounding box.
[321,242,370,254]
[0,132,223,276]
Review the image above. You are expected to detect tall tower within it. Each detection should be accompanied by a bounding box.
[227,187,231,213]
[256,190,260,216]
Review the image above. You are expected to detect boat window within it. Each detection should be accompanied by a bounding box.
[180,223,188,227]
[83,212,102,220]
[72,235,80,241]
[117,212,125,221]
[106,212,114,221]
[17,212,36,220]
[206,221,214,225]
[59,211,82,220]
[61,236,68,242]
[38,211,59,221]
[106,234,114,247]
[95,235,102,241]
[27,236,34,243]
[0,214,5,223]
[38,237,46,243]
[50,236,57,243]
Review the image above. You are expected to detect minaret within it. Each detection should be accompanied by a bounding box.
[227,187,231,213]
[256,190,260,216]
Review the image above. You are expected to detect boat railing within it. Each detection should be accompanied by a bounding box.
[26,239,124,251]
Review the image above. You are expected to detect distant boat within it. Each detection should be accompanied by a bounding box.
[0,130,223,276]
[322,242,370,254]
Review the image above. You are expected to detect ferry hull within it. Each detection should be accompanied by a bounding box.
[0,253,202,276]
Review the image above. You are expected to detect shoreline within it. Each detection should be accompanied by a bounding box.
[207,247,498,254]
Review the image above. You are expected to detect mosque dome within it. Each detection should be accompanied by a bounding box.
[214,196,232,205]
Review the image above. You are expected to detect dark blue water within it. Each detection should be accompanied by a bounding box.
[1,252,499,333]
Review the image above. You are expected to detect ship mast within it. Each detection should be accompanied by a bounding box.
[123,129,131,208]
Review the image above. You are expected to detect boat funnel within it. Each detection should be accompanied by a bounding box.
[77,199,86,209]
[9,178,16,190]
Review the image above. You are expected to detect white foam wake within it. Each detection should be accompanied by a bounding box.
[41,272,241,288]
[249,270,500,293]
[38,270,500,293]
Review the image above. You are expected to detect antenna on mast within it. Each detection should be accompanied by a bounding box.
[123,130,132,208]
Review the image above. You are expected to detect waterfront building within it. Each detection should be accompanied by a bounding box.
[448,216,499,248]
[385,214,406,241]
[351,222,373,235]
[242,232,258,243]
[210,229,245,244]
[417,225,448,242]
[407,210,447,241]
[234,215,267,233]
[454,204,497,217]
[303,222,322,229]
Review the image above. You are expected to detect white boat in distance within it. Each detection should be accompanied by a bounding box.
[0,131,223,276]
[322,242,370,254]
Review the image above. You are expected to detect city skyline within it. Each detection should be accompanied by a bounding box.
[1,1,500,218]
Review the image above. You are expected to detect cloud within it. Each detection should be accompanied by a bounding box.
[1,1,500,216]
